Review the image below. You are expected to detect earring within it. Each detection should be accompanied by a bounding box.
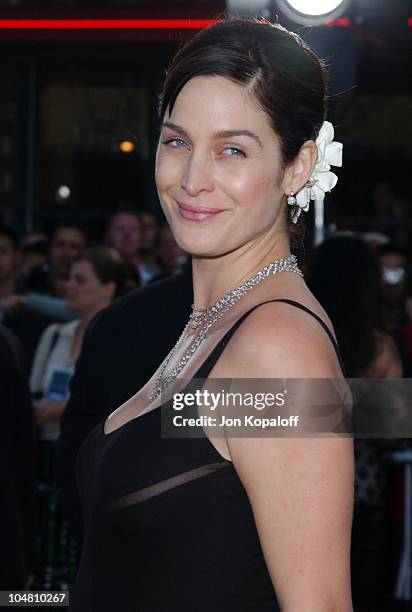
[287,192,297,207]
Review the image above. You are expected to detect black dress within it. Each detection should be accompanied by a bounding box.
[70,299,345,612]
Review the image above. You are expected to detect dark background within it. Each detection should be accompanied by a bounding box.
[0,0,410,243]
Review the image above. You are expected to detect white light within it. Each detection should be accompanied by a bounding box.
[56,185,71,200]
[283,0,345,16]
[276,0,349,24]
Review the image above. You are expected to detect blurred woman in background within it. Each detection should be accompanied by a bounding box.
[307,234,401,378]
[307,234,402,612]
[30,246,136,438]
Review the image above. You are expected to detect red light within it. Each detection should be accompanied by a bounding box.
[408,17,412,27]
[325,17,351,28]
[0,19,219,30]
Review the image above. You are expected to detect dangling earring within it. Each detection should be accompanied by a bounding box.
[287,192,297,207]
[287,192,300,224]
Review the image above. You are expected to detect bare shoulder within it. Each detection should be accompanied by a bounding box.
[366,330,403,378]
[213,298,343,379]
[209,297,353,607]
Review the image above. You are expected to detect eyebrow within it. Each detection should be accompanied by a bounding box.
[162,121,263,149]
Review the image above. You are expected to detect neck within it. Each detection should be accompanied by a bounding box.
[0,277,17,299]
[79,302,110,329]
[192,232,291,309]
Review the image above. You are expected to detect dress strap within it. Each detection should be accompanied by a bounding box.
[273,298,346,374]
[193,298,346,379]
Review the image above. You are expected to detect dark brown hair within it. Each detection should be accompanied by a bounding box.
[159,17,327,166]
[76,246,137,299]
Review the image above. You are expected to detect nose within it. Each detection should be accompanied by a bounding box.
[180,152,214,197]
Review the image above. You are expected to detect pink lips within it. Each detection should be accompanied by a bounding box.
[177,202,224,222]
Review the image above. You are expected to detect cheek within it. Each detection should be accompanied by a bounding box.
[155,149,186,197]
[155,165,177,223]
[78,284,94,300]
[227,166,280,215]
[155,149,173,191]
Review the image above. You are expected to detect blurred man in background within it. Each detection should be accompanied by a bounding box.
[33,225,87,299]
[105,208,142,280]
[0,225,87,367]
[19,234,49,288]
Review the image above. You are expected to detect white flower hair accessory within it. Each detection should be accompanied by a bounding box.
[287,121,343,224]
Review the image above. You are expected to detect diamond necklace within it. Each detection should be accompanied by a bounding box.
[149,254,302,402]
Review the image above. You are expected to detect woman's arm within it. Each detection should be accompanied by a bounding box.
[26,293,76,322]
[228,437,353,612]
[217,302,354,612]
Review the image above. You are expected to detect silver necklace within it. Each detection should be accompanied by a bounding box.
[149,254,302,402]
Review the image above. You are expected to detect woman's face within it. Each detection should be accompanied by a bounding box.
[65,260,114,315]
[155,76,287,258]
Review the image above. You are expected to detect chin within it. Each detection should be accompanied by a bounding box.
[178,236,237,259]
[169,208,228,249]
[171,229,217,258]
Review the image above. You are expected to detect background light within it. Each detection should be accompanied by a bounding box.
[119,140,136,154]
[275,0,350,24]
[56,185,71,202]
[283,0,345,16]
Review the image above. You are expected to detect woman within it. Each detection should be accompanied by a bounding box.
[30,246,135,438]
[307,235,403,610]
[306,235,402,380]
[72,19,353,611]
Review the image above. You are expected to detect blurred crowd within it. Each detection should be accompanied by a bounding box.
[0,208,187,370]
[2,210,412,611]
[0,207,188,592]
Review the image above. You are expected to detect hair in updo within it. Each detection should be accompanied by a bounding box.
[159,17,327,168]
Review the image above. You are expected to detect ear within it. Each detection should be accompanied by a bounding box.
[280,140,318,196]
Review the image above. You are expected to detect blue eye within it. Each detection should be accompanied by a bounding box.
[223,147,246,157]
[162,138,189,149]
